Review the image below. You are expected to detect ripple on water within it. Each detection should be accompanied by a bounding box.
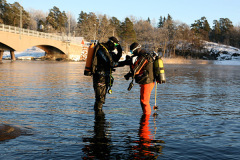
[0,61,239,159]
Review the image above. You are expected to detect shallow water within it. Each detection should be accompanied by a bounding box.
[0,60,239,160]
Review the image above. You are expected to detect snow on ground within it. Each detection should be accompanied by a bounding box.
[203,41,240,65]
[204,41,240,60]
[204,41,240,54]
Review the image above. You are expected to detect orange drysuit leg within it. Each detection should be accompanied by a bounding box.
[140,82,155,115]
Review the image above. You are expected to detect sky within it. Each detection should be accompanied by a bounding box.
[6,0,240,27]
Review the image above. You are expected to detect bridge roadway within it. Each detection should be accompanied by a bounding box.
[0,24,84,61]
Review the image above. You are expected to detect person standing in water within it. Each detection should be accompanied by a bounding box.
[91,37,122,114]
[118,42,155,115]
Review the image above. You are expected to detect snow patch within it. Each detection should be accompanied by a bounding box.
[204,41,240,60]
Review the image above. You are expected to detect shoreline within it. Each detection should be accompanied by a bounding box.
[162,57,211,64]
[0,57,221,65]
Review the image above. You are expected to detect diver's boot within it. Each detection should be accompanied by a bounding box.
[94,102,103,114]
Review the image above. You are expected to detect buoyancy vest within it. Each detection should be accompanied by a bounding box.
[92,43,113,75]
[132,51,154,84]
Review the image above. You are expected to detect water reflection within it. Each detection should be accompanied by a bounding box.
[130,114,164,159]
[82,112,111,159]
[82,112,165,159]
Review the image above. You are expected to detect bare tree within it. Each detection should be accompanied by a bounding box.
[161,28,169,57]
[66,12,77,36]
[28,9,47,30]
[134,19,155,51]
[175,23,194,57]
[96,14,114,42]
[229,26,240,48]
[76,11,98,41]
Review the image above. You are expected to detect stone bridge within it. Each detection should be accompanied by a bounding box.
[0,24,85,61]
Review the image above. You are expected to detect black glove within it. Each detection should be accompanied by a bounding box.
[126,55,131,60]
[124,55,132,65]
[124,72,133,80]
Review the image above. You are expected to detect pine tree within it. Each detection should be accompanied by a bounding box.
[0,0,8,24]
[76,11,98,41]
[158,16,163,28]
[46,6,67,33]
[0,0,7,23]
[212,20,221,42]
[109,16,121,37]
[219,18,233,33]
[98,14,113,42]
[191,16,211,40]
[147,17,151,24]
[166,14,174,39]
[119,17,136,50]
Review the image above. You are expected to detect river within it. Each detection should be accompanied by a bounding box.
[0,60,239,159]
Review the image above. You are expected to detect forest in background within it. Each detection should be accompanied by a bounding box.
[1,0,240,59]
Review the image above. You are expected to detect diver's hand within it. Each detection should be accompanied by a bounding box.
[124,72,133,80]
[124,55,132,65]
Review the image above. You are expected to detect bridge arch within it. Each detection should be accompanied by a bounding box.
[0,42,14,51]
[0,24,84,61]
[36,45,67,59]
[0,42,67,60]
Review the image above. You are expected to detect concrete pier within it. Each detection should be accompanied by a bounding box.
[10,50,16,61]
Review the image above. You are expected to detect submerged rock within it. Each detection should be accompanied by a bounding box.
[0,124,21,141]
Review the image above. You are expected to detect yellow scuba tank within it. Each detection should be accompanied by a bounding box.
[154,56,166,84]
[84,43,95,76]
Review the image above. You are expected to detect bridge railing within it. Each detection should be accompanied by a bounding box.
[0,24,83,45]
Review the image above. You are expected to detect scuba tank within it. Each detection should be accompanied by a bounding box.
[154,55,166,84]
[84,43,95,76]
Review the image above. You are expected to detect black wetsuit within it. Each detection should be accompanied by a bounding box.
[92,43,122,112]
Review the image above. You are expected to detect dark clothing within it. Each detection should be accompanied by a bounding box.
[93,73,108,104]
[131,50,155,114]
[82,112,111,159]
[123,50,154,85]
[92,43,122,112]
[121,49,155,114]
[132,50,154,84]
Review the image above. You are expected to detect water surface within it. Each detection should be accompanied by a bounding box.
[0,60,239,159]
